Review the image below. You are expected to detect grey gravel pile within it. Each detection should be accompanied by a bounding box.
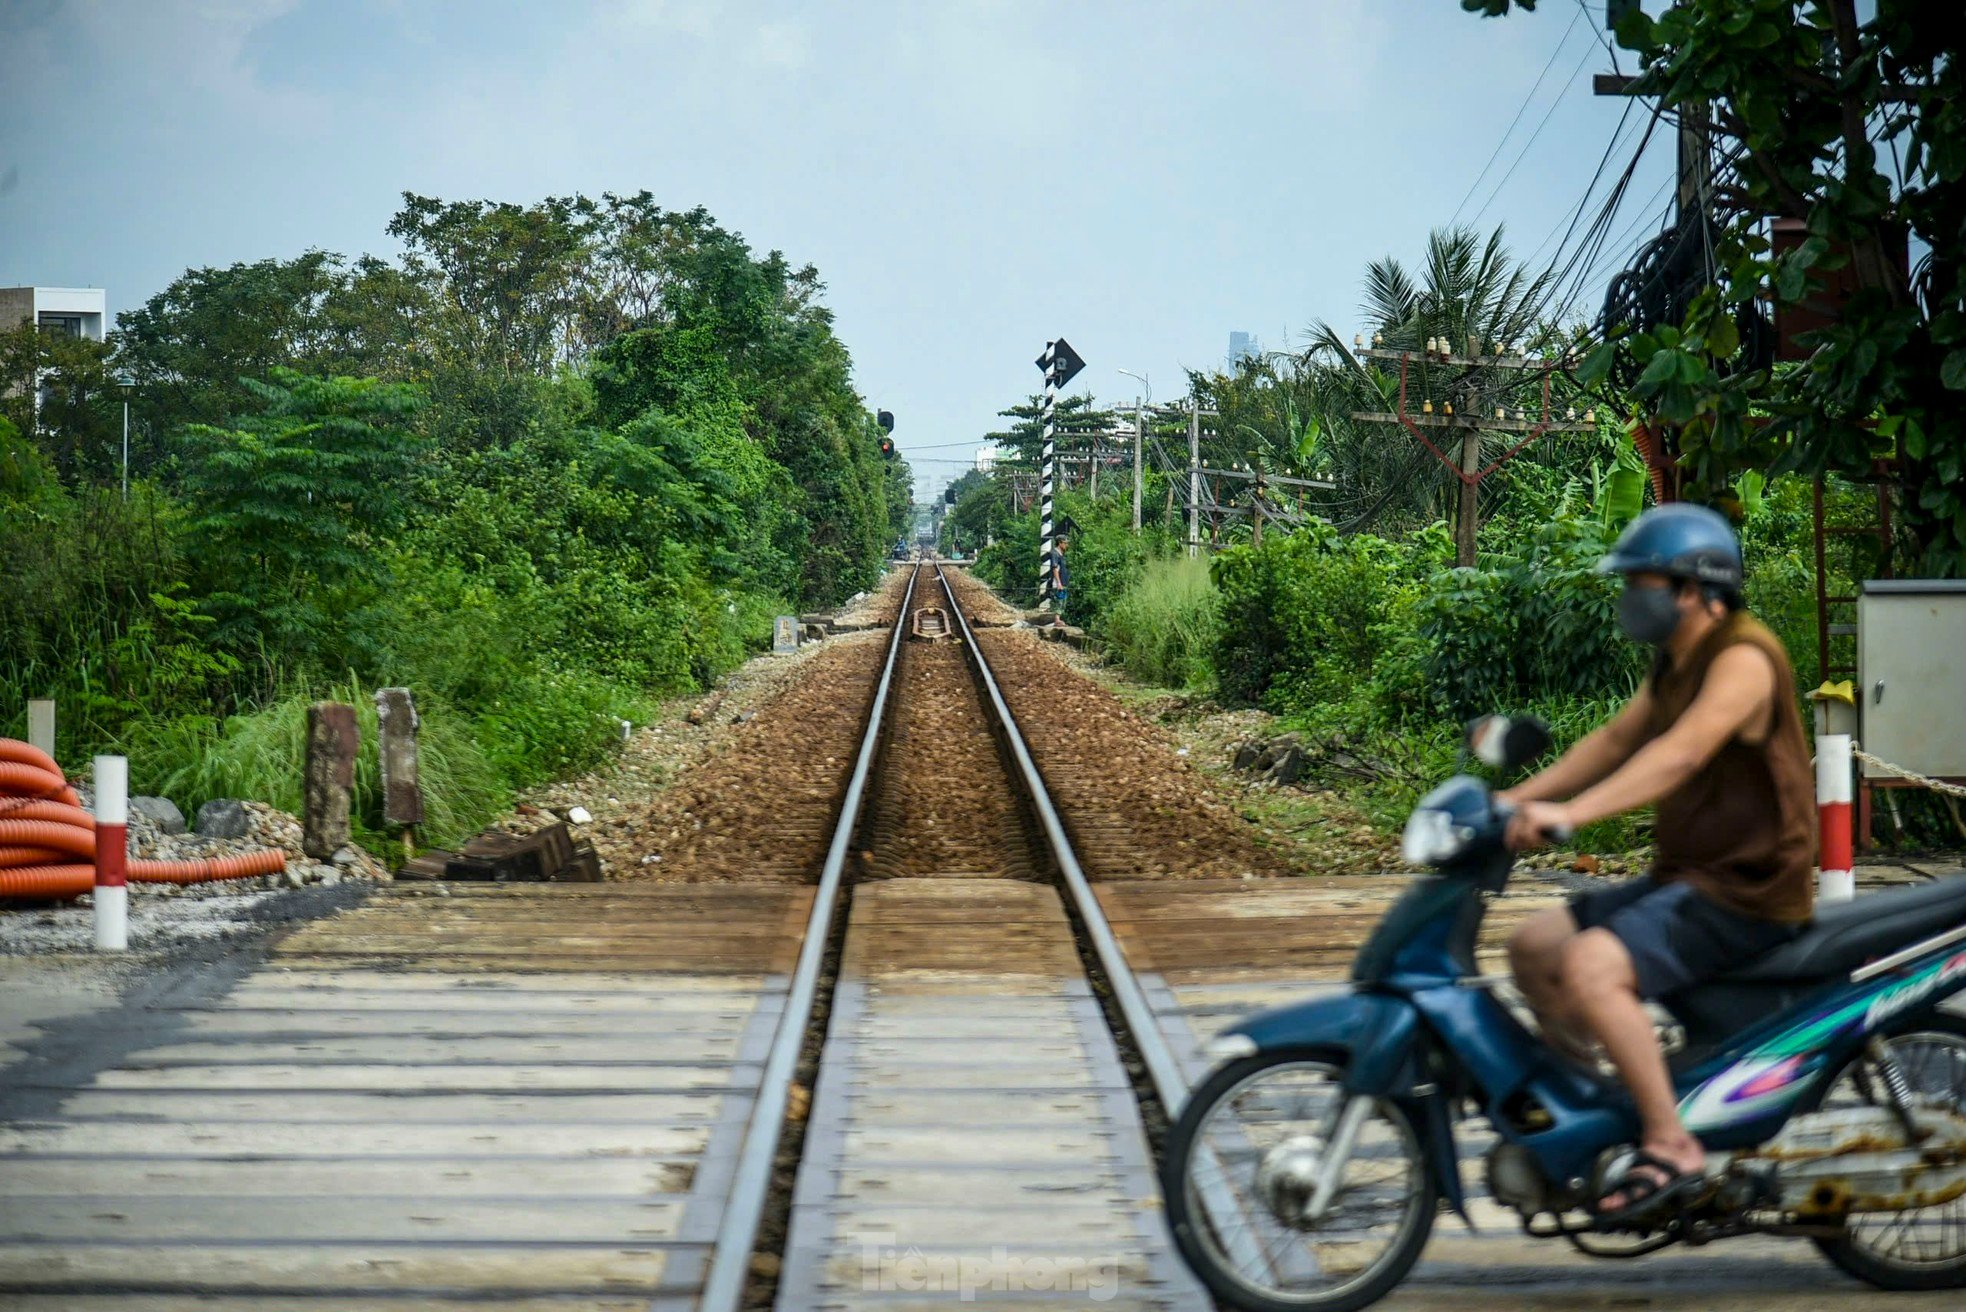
[67,782,388,894]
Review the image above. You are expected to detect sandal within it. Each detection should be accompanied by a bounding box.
[1591,1149,1706,1227]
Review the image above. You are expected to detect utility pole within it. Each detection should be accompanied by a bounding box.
[1118,369,1151,534]
[1353,347,1595,567]
[1249,465,1266,548]
[1455,428,1482,568]
[1132,397,1145,532]
[1187,404,1200,559]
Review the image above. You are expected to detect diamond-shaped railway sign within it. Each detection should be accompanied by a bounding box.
[1037,338,1086,388]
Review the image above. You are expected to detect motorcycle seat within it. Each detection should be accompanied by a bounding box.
[1716,876,1966,984]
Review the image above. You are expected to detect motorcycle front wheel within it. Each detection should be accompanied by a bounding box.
[1162,1052,1437,1312]
[1806,1013,1966,1290]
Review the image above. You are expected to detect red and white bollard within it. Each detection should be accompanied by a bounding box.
[93,755,129,951]
[1816,733,1855,904]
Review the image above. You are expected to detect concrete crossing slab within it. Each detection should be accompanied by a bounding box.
[773,879,1207,1311]
[0,884,809,1307]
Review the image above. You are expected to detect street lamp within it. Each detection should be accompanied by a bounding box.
[1117,370,1151,532]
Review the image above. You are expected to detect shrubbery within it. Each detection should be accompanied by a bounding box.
[0,193,907,857]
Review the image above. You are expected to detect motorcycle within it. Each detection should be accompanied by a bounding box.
[1161,716,1966,1312]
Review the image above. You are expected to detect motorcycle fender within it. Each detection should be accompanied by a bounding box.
[1220,992,1471,1223]
[1221,989,1414,1085]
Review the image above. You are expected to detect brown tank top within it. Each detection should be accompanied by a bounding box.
[1642,611,1816,924]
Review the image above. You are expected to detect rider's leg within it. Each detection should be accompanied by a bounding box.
[1561,927,1704,1198]
[1506,906,1575,1021]
[1507,906,1598,1058]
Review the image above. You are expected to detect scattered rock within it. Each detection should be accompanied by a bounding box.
[566,805,593,825]
[129,796,187,835]
[1269,745,1307,786]
[193,798,251,839]
[1570,853,1602,874]
[687,690,728,726]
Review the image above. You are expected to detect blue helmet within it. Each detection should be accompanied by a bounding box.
[1597,503,1743,593]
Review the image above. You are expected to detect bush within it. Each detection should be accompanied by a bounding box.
[1211,523,1445,712]
[1411,515,1644,720]
[1104,556,1218,688]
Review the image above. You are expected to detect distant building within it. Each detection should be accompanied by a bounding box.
[974,443,1000,474]
[0,287,108,341]
[1228,331,1258,367]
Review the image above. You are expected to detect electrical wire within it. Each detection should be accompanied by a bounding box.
[1468,33,1603,227]
[1450,4,1588,228]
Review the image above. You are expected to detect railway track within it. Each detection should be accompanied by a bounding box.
[1,560,1923,1310]
[733,561,1202,1310]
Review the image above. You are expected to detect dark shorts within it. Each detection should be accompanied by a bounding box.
[1567,877,1803,1000]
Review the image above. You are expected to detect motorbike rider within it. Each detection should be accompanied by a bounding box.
[1498,502,1816,1221]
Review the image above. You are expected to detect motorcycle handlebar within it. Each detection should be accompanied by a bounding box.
[1492,797,1574,847]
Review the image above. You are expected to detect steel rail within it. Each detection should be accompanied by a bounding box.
[698,563,919,1312]
[932,564,1190,1115]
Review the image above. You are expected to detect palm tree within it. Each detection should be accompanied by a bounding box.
[1296,225,1566,551]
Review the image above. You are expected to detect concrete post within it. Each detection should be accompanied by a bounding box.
[93,755,128,951]
[373,688,422,827]
[303,702,358,859]
[1816,732,1855,903]
[27,699,55,758]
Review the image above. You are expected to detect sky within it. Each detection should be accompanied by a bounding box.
[0,0,1673,501]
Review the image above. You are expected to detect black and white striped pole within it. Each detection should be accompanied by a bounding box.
[1034,338,1085,605]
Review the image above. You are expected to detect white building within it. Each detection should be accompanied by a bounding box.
[0,287,108,341]
[974,443,1000,474]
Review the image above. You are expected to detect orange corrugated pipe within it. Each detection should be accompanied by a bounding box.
[0,818,95,858]
[0,847,69,869]
[0,737,287,901]
[0,864,96,899]
[0,761,79,808]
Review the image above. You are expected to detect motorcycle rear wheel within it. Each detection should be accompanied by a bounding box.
[1806,1013,1966,1290]
[1162,1051,1437,1312]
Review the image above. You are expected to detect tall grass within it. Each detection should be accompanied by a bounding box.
[139,679,509,851]
[1103,556,1219,689]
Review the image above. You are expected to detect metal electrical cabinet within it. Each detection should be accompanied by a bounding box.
[1857,579,1966,781]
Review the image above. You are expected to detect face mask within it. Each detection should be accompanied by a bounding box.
[1616,583,1682,644]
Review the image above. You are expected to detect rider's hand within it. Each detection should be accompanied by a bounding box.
[1505,799,1575,851]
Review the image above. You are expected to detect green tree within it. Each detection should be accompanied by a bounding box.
[179,370,427,668]
[1472,0,1966,574]
[0,322,120,483]
[114,252,422,450]
[981,393,1117,470]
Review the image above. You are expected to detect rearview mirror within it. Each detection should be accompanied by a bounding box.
[1466,715,1552,774]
